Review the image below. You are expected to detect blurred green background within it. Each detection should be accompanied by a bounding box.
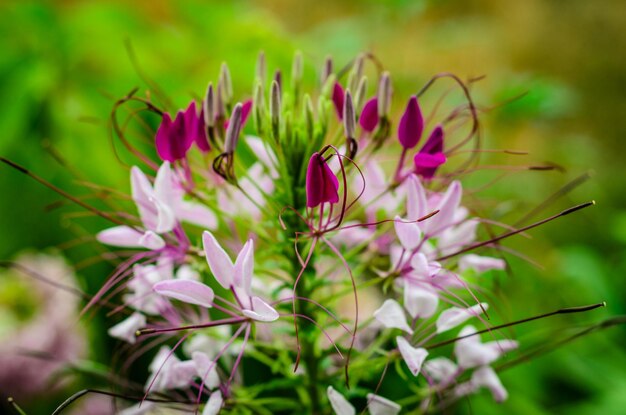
[1,0,625,413]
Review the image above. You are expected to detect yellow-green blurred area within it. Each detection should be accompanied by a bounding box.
[1,0,626,413]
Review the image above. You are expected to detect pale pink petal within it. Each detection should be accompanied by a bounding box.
[153,279,215,308]
[424,181,462,236]
[191,351,220,389]
[396,336,428,376]
[202,231,234,289]
[242,296,279,322]
[233,239,254,294]
[459,254,506,273]
[455,326,500,368]
[404,281,439,319]
[436,303,488,333]
[406,174,428,220]
[97,226,145,248]
[394,216,422,251]
[484,339,519,356]
[409,253,430,278]
[202,390,224,415]
[138,231,166,250]
[152,197,177,233]
[131,166,158,230]
[471,366,508,402]
[153,161,177,206]
[373,299,412,334]
[108,312,146,344]
[327,386,356,415]
[367,393,401,415]
[423,357,458,382]
[176,201,218,230]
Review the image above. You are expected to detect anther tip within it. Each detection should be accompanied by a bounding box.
[591,200,596,205]
[7,397,14,403]
[602,301,607,307]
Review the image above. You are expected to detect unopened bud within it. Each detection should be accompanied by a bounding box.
[343,90,356,139]
[378,72,392,117]
[216,81,226,118]
[270,80,281,137]
[303,94,315,139]
[224,103,243,154]
[321,55,333,85]
[273,70,282,91]
[253,82,265,133]
[349,53,365,92]
[203,82,215,127]
[354,76,368,112]
[219,62,233,104]
[292,51,303,87]
[255,51,266,84]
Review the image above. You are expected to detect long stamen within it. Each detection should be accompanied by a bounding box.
[436,201,595,261]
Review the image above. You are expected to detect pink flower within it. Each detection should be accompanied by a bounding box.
[397,96,424,149]
[156,101,205,162]
[306,152,339,208]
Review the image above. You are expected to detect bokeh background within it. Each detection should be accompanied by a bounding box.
[1,0,625,413]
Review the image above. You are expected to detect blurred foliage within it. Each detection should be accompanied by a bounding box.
[1,0,626,413]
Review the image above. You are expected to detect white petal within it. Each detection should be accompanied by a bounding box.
[176,264,199,281]
[152,197,177,233]
[396,336,428,376]
[97,226,145,248]
[192,351,221,389]
[406,174,428,220]
[373,299,412,334]
[138,230,166,250]
[484,339,519,356]
[233,239,254,294]
[131,166,158,230]
[436,303,488,334]
[153,161,176,204]
[458,254,506,273]
[404,281,439,319]
[409,253,430,277]
[242,296,279,322]
[423,181,462,236]
[202,231,234,290]
[472,366,508,402]
[327,386,355,415]
[153,279,214,308]
[394,216,422,251]
[423,357,458,382]
[176,201,218,229]
[202,390,224,415]
[108,312,146,344]
[367,393,401,415]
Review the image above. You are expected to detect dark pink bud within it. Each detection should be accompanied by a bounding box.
[155,102,198,162]
[397,96,424,149]
[359,97,379,132]
[414,125,446,179]
[306,152,339,208]
[332,82,345,120]
[196,106,211,153]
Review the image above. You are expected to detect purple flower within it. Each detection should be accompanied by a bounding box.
[332,82,345,120]
[397,96,424,149]
[155,101,205,162]
[414,125,446,179]
[306,152,339,208]
[359,97,379,132]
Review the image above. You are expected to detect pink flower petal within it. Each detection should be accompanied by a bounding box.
[367,393,401,415]
[327,386,355,415]
[233,239,254,295]
[202,231,234,290]
[373,299,412,334]
[153,279,215,308]
[436,303,488,334]
[397,96,424,150]
[394,216,422,251]
[396,336,428,376]
[242,296,279,322]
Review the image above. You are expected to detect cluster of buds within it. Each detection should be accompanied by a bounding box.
[4,51,604,415]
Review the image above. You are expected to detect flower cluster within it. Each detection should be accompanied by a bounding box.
[23,52,599,414]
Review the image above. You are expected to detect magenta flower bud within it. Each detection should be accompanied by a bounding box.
[155,101,200,162]
[332,82,345,120]
[397,96,424,150]
[359,97,379,133]
[306,152,339,208]
[414,125,446,179]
